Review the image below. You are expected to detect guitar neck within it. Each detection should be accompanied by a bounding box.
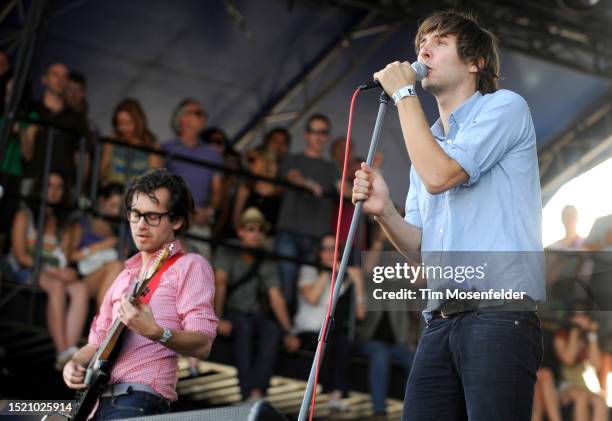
[90,317,125,368]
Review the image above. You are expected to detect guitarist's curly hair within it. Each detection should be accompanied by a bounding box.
[124,168,195,235]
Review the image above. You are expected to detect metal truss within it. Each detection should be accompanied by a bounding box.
[310,0,612,80]
[0,0,51,171]
[539,89,612,204]
[231,10,382,149]
[307,0,612,196]
[469,0,612,81]
[0,0,28,54]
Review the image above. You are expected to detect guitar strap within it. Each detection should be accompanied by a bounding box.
[139,252,185,305]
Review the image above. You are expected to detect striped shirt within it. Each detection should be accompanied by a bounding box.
[88,240,218,401]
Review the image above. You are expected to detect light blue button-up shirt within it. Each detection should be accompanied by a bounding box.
[403,89,545,311]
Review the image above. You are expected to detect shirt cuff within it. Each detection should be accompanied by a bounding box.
[182,316,218,341]
[446,144,481,187]
[404,212,423,229]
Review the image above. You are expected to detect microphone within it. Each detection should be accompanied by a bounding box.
[359,61,427,91]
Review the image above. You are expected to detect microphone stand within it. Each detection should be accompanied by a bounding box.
[297,90,390,421]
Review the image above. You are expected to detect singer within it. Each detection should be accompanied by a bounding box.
[352,11,544,421]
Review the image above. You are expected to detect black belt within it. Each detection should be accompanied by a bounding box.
[431,296,538,319]
[100,383,166,402]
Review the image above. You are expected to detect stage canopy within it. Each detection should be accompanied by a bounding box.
[2,0,611,204]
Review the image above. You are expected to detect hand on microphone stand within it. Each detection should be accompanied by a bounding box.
[352,162,391,218]
[372,151,384,171]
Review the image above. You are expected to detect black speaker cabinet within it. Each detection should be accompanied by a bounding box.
[118,400,287,421]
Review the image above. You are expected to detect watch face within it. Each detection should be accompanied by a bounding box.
[161,328,172,342]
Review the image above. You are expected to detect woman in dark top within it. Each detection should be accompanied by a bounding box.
[233,146,281,236]
[202,127,240,240]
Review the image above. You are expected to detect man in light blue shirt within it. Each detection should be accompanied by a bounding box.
[407,88,545,315]
[352,10,543,421]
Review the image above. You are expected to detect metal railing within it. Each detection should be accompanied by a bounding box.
[0,117,363,314]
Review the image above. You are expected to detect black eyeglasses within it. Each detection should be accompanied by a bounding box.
[126,208,170,226]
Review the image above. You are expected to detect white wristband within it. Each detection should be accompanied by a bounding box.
[392,85,416,105]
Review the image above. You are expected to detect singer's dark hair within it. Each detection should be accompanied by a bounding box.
[415,10,500,94]
[124,168,194,235]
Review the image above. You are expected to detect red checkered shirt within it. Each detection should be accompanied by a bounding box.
[88,240,218,401]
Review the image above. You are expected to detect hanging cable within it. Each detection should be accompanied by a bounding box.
[307,86,362,420]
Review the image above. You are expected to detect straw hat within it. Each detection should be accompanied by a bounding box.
[238,207,270,232]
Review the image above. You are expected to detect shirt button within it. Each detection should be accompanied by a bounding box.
[446,140,452,144]
[439,228,443,233]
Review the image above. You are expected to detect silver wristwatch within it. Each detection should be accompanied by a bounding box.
[158,327,172,344]
[392,84,416,105]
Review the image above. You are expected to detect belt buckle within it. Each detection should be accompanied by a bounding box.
[440,308,450,319]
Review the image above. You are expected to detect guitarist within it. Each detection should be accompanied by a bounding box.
[62,168,218,420]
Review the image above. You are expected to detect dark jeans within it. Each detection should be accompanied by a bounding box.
[94,391,170,420]
[275,230,318,309]
[226,310,282,399]
[298,331,352,395]
[402,310,542,421]
[359,340,414,413]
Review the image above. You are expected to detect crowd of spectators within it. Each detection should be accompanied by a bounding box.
[0,57,416,418]
[535,206,612,421]
[2,54,612,420]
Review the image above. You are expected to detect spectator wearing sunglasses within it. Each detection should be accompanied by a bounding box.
[275,114,343,309]
[163,99,222,259]
[213,207,294,401]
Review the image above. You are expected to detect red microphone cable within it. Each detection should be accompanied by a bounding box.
[308,86,362,420]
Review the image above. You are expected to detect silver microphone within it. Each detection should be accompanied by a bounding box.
[359,61,427,91]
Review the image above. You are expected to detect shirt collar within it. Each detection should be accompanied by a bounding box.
[124,239,184,271]
[431,91,483,141]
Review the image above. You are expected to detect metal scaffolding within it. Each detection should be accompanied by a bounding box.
[309,0,612,198]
